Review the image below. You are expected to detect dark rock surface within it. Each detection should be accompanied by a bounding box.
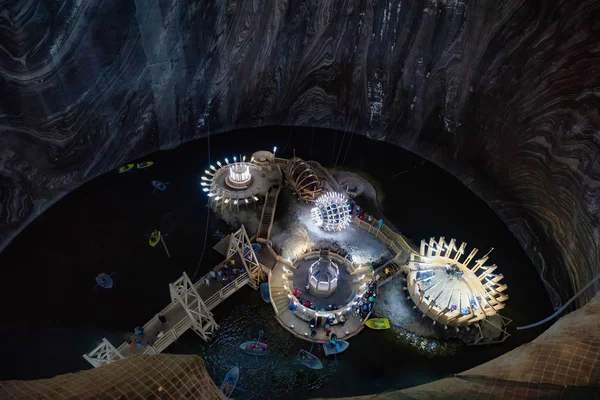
[0,0,598,307]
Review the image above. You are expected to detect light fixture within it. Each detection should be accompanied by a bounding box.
[201,176,209,181]
[245,198,249,204]
[210,165,217,171]
[204,170,211,175]
[216,161,222,167]
[253,196,259,201]
[273,146,277,153]
[234,200,238,205]
[225,158,229,164]
[224,198,230,204]
[215,196,221,200]
[207,193,215,197]
[201,182,208,186]
[202,188,209,192]
[233,156,237,162]
[251,157,255,162]
[243,155,246,161]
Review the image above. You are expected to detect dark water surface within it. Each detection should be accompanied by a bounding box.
[0,127,553,398]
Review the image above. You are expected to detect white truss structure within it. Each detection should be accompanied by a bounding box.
[227,225,262,288]
[169,272,219,341]
[83,338,124,368]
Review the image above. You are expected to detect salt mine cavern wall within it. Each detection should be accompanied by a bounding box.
[0,0,598,308]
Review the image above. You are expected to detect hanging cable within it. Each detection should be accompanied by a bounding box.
[392,160,426,178]
[192,119,212,280]
[516,273,599,330]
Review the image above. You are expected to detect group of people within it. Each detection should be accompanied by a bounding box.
[127,314,167,349]
[354,279,378,320]
[445,263,464,279]
[204,259,242,287]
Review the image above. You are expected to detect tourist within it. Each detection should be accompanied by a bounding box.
[134,327,143,335]
[304,284,310,292]
[325,328,332,337]
[230,259,235,266]
[205,278,211,287]
[158,314,167,325]
[384,267,390,276]
[217,269,223,278]
[310,318,316,328]
[310,329,317,338]
[157,330,164,338]
[293,288,300,297]
[209,270,217,280]
[368,215,373,223]
[339,315,346,326]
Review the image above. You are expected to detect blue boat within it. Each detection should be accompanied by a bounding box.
[220,366,239,398]
[94,273,113,289]
[260,282,270,304]
[323,340,349,356]
[152,180,169,192]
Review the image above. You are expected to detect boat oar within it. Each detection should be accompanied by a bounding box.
[234,387,245,392]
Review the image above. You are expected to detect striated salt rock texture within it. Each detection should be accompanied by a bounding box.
[0,0,598,306]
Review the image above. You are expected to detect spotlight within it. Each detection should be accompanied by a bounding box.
[204,170,211,175]
[201,182,208,186]
[245,198,249,204]
[216,161,222,167]
[202,188,209,192]
[207,193,215,197]
[233,156,237,162]
[215,196,221,200]
[225,158,229,164]
[210,165,217,171]
[224,198,230,204]
[201,176,209,181]
[273,146,277,154]
[243,156,246,162]
[253,196,259,201]
[234,200,238,205]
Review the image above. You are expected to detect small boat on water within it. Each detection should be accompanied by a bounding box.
[137,161,154,169]
[117,164,134,173]
[220,366,239,398]
[260,282,270,304]
[365,318,391,330]
[296,349,323,370]
[152,180,169,192]
[323,340,349,356]
[94,273,113,289]
[149,230,161,247]
[240,341,268,355]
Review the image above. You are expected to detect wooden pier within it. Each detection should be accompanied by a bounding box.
[83,226,264,368]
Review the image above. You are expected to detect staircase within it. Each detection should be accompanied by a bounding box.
[270,285,290,314]
[256,184,281,243]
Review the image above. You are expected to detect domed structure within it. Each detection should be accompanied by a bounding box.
[285,157,321,201]
[311,192,351,232]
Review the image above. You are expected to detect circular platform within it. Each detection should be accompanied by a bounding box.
[201,157,282,211]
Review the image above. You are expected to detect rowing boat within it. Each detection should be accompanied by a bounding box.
[296,349,323,370]
[323,340,349,356]
[95,273,113,289]
[239,341,268,355]
[136,161,154,169]
[365,318,391,330]
[117,164,134,173]
[220,366,239,398]
[149,230,161,247]
[260,282,270,304]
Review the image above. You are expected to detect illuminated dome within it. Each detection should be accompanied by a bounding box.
[225,162,252,188]
[311,192,351,232]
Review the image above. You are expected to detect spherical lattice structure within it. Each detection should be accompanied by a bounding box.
[311,192,351,231]
[285,157,321,201]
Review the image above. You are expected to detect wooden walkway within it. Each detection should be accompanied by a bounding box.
[84,226,263,368]
[256,184,281,243]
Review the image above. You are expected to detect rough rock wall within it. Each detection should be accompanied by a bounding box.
[0,0,598,306]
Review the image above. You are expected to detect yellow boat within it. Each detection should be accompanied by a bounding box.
[365,318,391,330]
[136,161,154,169]
[149,230,161,247]
[118,164,134,173]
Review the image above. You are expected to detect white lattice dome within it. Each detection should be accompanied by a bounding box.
[311,192,351,231]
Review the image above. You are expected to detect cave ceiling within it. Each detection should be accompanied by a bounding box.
[0,0,598,307]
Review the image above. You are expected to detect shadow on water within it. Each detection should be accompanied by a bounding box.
[0,126,553,399]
